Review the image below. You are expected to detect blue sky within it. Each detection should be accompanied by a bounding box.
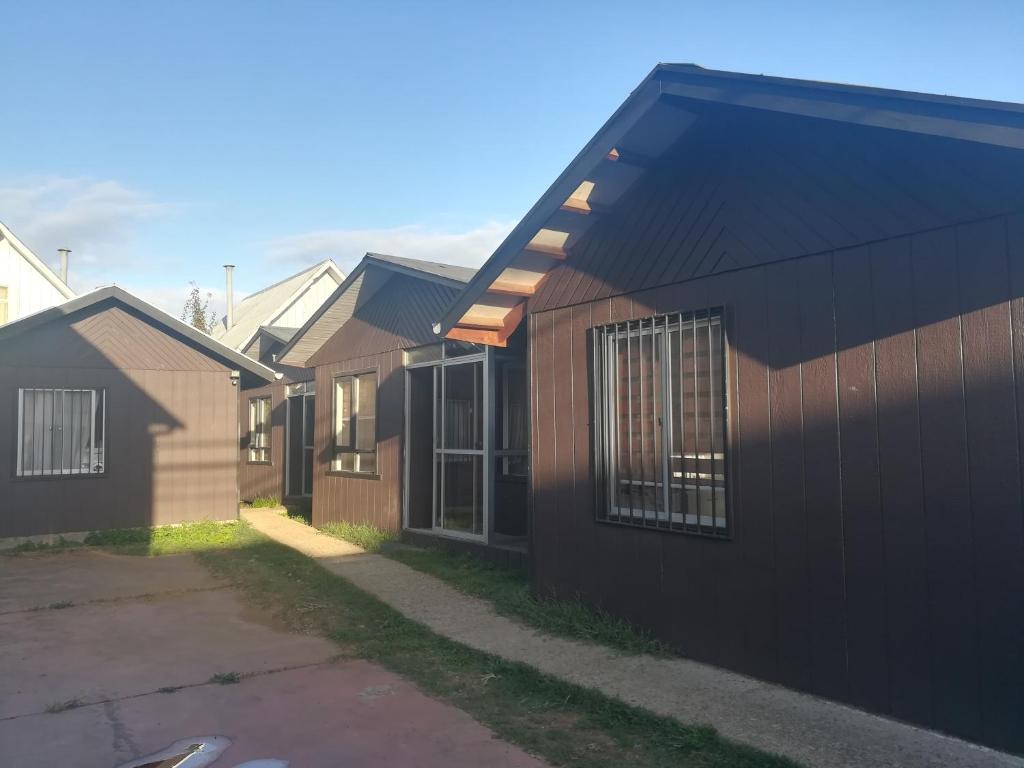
[2,0,1022,314]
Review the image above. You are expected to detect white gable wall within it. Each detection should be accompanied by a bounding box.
[270,270,342,328]
[0,237,71,324]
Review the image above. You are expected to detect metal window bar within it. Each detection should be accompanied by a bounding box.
[592,311,728,537]
[16,388,105,477]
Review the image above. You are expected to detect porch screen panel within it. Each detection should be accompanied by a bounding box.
[594,310,728,536]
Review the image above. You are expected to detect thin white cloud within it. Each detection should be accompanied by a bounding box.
[266,220,515,273]
[0,175,171,290]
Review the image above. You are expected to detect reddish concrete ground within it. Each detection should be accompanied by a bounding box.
[0,550,546,768]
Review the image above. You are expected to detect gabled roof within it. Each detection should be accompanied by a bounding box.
[0,285,279,382]
[277,253,476,367]
[438,63,1024,344]
[212,260,344,353]
[259,325,299,345]
[0,221,76,300]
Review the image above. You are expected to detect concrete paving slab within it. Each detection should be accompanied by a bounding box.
[0,659,546,768]
[0,585,337,719]
[244,507,1024,768]
[0,550,225,613]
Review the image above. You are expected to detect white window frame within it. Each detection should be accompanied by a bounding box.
[332,371,378,474]
[248,396,272,463]
[16,388,106,477]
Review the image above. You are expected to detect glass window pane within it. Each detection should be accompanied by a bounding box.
[406,343,443,365]
[334,378,352,449]
[442,454,482,535]
[443,362,482,450]
[356,373,377,452]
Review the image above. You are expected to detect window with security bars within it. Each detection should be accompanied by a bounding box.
[16,388,106,476]
[248,396,271,463]
[592,310,729,536]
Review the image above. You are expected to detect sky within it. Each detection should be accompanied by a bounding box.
[2,0,1022,316]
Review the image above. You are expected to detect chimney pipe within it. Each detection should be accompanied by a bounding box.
[224,264,235,330]
[58,248,71,285]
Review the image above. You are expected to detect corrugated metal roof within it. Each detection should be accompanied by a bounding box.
[0,285,278,382]
[276,253,476,367]
[211,260,343,351]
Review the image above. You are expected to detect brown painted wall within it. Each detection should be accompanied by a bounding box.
[307,268,465,531]
[238,380,287,502]
[311,349,404,530]
[529,212,1024,751]
[0,303,239,537]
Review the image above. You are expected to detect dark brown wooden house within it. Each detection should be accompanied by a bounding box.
[439,65,1024,752]
[277,254,529,564]
[0,286,278,541]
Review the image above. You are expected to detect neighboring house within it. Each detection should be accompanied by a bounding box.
[275,253,528,566]
[216,260,344,504]
[438,65,1024,752]
[0,286,277,541]
[0,221,75,325]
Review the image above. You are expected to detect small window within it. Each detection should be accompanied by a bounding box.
[0,286,8,324]
[592,310,729,536]
[17,388,106,476]
[248,396,271,463]
[333,372,377,473]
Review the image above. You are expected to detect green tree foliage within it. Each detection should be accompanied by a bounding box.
[181,282,218,334]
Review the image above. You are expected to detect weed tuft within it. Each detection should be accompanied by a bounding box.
[209,671,241,685]
[45,698,83,714]
[320,522,398,553]
[245,496,281,509]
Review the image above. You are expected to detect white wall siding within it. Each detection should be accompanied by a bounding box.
[0,237,70,324]
[271,271,341,328]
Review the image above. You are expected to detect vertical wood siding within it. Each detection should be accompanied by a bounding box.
[0,304,238,537]
[312,350,404,531]
[529,212,1024,752]
[237,380,288,502]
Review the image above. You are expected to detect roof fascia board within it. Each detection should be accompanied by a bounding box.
[0,286,278,382]
[0,222,76,299]
[438,73,664,333]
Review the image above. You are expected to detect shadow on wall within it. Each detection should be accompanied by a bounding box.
[529,211,1024,752]
[0,302,240,539]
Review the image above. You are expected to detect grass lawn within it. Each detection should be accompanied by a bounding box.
[196,524,796,768]
[317,522,665,656]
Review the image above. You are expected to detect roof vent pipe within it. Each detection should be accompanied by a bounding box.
[58,248,71,285]
[224,264,235,330]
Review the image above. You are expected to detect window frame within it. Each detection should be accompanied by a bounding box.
[247,395,272,465]
[15,387,107,479]
[330,370,379,476]
[591,309,731,538]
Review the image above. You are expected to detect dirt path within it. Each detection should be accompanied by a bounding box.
[242,507,1023,768]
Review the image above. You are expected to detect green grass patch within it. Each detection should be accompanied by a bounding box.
[4,522,248,558]
[387,546,666,656]
[320,521,398,553]
[9,536,85,554]
[195,527,797,768]
[83,521,245,556]
[243,496,282,508]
